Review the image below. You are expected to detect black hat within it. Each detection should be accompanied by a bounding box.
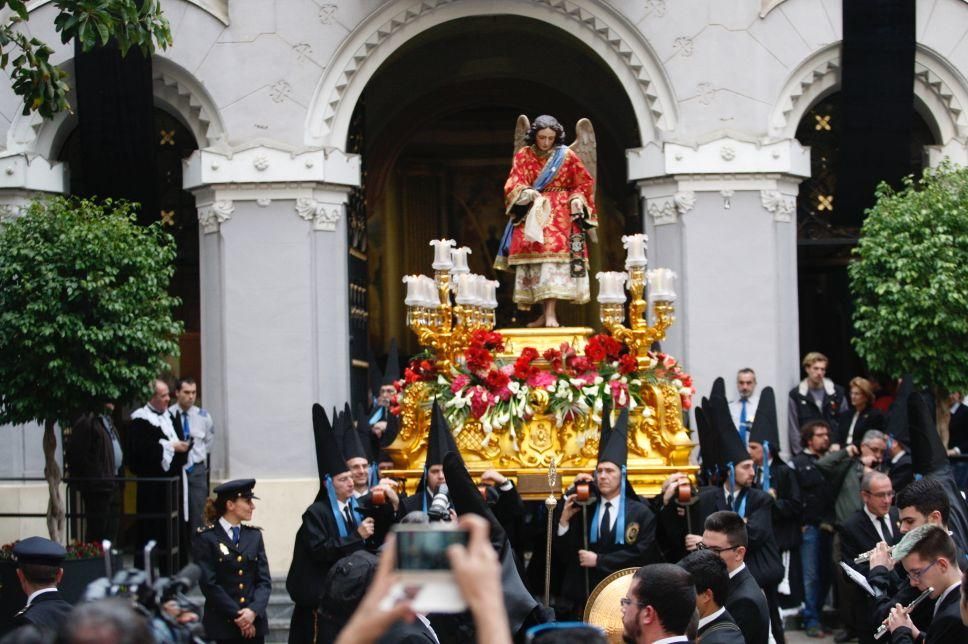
[355,402,377,462]
[381,338,400,386]
[598,406,629,468]
[12,537,66,567]
[596,398,614,463]
[748,387,780,453]
[214,479,259,501]
[322,550,379,617]
[695,401,722,474]
[710,377,726,402]
[908,390,947,475]
[339,407,368,463]
[442,451,506,550]
[425,399,459,468]
[885,376,913,446]
[709,395,751,466]
[314,403,349,480]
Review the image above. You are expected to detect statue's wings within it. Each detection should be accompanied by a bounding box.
[513,114,530,157]
[569,118,597,182]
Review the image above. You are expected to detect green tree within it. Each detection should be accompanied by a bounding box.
[0,197,182,541]
[0,0,171,118]
[849,162,968,439]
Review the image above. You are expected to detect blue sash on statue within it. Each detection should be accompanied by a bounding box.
[497,145,568,261]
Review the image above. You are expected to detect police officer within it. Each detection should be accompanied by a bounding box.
[193,479,271,643]
[8,536,73,636]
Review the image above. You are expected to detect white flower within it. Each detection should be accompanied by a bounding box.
[672,379,682,388]
[437,375,449,386]
[609,372,621,381]
[508,381,521,394]
[594,376,604,385]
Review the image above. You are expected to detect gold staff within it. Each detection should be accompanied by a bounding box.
[544,458,559,608]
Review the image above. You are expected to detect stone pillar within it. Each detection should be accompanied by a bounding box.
[184,146,360,571]
[628,137,809,456]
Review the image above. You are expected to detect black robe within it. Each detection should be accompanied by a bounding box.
[553,496,661,607]
[885,452,914,495]
[286,500,365,644]
[11,590,72,635]
[127,408,188,575]
[193,524,271,641]
[727,566,770,644]
[697,608,745,644]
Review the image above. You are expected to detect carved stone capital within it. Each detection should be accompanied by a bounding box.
[648,190,695,226]
[760,190,795,222]
[295,197,343,232]
[198,200,234,234]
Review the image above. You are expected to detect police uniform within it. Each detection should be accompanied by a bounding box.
[193,479,271,644]
[9,537,73,635]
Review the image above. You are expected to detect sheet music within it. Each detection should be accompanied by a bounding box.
[839,562,878,597]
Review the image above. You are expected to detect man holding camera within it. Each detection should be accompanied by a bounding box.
[555,407,660,617]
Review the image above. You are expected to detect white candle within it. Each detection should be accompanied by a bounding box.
[450,247,471,275]
[430,239,456,270]
[621,234,648,268]
[403,275,421,307]
[596,271,628,304]
[486,280,499,309]
[648,268,677,302]
[418,275,439,308]
[471,275,486,307]
[455,274,475,305]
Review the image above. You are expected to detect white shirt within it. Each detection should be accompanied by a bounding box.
[728,562,747,579]
[218,516,240,541]
[891,450,905,465]
[337,498,355,525]
[26,587,58,607]
[863,505,893,542]
[933,581,961,618]
[169,404,215,466]
[652,636,689,644]
[557,491,621,537]
[698,606,727,630]
[729,395,758,435]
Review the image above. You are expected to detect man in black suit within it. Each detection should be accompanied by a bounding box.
[701,511,770,644]
[840,471,901,644]
[8,537,73,637]
[886,526,966,644]
[286,405,375,644]
[678,549,744,644]
[946,393,968,489]
[397,402,457,519]
[620,563,696,644]
[67,404,124,543]
[556,407,661,616]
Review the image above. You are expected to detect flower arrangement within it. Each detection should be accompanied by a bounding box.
[0,540,104,561]
[392,329,695,445]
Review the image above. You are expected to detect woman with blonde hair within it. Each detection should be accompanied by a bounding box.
[833,377,884,450]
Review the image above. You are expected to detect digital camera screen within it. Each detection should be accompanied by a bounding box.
[396,529,469,571]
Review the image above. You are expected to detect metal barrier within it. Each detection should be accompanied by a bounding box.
[0,475,182,574]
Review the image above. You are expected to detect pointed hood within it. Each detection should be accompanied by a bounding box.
[885,376,913,446]
[380,411,401,449]
[598,406,628,469]
[710,377,726,402]
[312,404,347,504]
[442,451,506,549]
[356,402,376,462]
[596,398,614,463]
[339,406,368,462]
[709,395,751,466]
[425,399,459,468]
[695,402,722,474]
[748,387,780,455]
[381,338,401,385]
[908,390,948,475]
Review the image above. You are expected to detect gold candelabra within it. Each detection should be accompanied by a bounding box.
[403,241,498,371]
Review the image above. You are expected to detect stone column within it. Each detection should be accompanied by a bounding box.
[628,137,809,456]
[184,146,360,571]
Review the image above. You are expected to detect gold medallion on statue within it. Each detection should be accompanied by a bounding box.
[625,522,639,544]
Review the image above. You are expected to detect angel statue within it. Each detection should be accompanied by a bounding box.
[494,114,598,328]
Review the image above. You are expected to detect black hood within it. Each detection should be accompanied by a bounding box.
[748,387,780,455]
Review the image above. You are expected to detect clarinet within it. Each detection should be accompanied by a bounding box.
[873,587,933,640]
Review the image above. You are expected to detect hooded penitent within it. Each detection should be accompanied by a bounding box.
[591,406,634,545]
[708,394,754,513]
[356,402,380,486]
[884,376,913,448]
[381,338,401,386]
[748,387,780,490]
[417,400,460,510]
[312,403,362,536]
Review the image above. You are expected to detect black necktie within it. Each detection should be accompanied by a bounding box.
[344,505,356,530]
[599,502,612,543]
[726,491,734,508]
[878,515,892,542]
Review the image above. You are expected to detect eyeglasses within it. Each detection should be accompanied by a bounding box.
[620,597,647,609]
[697,542,741,554]
[907,559,938,581]
[863,491,895,500]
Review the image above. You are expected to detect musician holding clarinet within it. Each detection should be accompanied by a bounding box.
[885,525,966,644]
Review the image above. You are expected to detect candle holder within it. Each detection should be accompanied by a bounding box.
[599,252,676,364]
[405,242,498,371]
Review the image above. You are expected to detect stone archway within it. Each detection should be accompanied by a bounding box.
[305,0,677,151]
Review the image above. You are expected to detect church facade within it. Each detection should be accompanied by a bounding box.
[1,0,966,570]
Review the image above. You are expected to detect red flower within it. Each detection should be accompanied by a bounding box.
[585,341,606,363]
[465,347,493,373]
[542,347,561,362]
[520,347,539,363]
[618,353,638,375]
[485,369,510,392]
[570,356,594,374]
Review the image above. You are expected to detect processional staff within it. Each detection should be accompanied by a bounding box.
[544,459,558,608]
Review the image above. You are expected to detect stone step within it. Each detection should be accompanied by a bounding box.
[186,577,294,642]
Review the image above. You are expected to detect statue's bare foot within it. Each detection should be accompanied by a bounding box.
[545,317,560,328]
[527,313,546,328]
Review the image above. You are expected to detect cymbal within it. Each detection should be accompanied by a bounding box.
[583,567,638,643]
